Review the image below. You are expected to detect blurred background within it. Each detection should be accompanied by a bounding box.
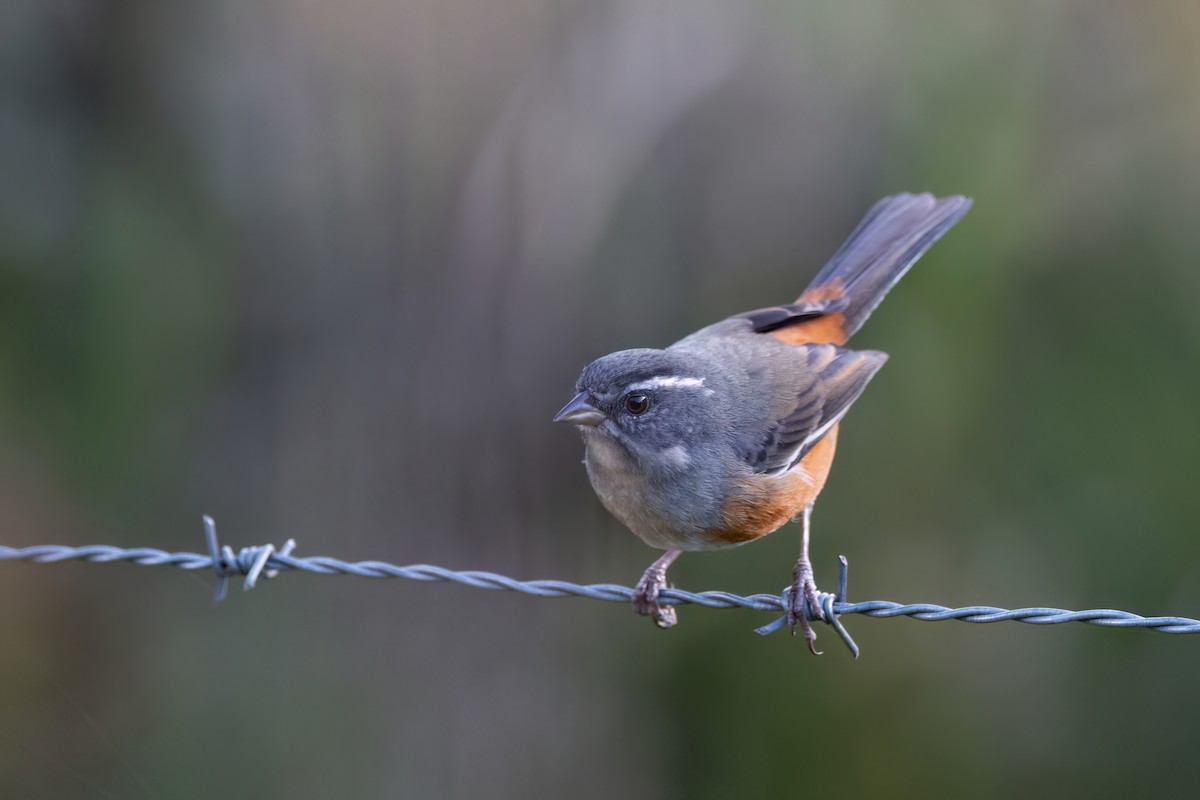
[3,1,1200,797]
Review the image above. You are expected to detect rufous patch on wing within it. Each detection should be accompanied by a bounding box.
[766,313,848,347]
[767,280,849,346]
[707,427,840,546]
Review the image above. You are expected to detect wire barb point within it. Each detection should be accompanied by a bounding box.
[202,515,298,603]
[753,558,860,657]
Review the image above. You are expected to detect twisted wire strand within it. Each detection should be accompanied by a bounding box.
[4,527,1199,641]
[1,544,1195,635]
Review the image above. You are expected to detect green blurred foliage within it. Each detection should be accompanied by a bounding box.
[2,1,1200,797]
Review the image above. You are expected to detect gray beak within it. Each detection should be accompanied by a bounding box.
[553,392,607,426]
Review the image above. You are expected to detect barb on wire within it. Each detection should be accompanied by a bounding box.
[203,515,297,603]
[1,516,1198,658]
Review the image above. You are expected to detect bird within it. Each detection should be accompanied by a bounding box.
[554,193,971,651]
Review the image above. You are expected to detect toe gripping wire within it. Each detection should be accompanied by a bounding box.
[204,515,296,603]
[754,556,860,658]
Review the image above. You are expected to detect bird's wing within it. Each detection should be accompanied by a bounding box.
[743,345,888,475]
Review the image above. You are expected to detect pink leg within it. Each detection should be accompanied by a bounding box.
[787,504,825,654]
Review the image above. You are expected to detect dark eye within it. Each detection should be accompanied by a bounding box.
[624,393,649,415]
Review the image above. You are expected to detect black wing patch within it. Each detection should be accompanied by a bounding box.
[737,298,849,334]
[746,345,888,475]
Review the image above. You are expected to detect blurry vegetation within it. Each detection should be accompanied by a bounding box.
[2,1,1200,797]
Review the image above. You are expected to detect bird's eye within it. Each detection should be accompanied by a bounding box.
[624,393,649,415]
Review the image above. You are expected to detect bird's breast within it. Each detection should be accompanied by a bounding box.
[580,426,839,552]
[581,434,719,551]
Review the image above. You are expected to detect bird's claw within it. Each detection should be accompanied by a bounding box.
[633,567,677,629]
[787,560,825,654]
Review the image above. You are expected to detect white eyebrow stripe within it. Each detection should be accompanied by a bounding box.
[625,376,706,392]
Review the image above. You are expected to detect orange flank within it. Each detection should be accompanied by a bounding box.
[709,427,839,546]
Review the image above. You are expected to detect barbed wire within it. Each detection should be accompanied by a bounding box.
[1,516,1197,658]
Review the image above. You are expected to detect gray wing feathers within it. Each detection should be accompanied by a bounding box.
[746,345,888,475]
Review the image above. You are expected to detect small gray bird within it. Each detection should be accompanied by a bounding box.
[555,193,971,650]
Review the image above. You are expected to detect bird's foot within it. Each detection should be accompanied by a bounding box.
[632,565,677,629]
[787,558,825,654]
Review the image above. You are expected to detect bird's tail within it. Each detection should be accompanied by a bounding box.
[798,193,972,343]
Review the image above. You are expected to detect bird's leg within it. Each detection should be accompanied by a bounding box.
[632,549,682,629]
[788,503,825,654]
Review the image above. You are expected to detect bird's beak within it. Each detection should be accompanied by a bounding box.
[553,392,606,426]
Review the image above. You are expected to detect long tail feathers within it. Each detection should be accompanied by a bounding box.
[799,193,972,341]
